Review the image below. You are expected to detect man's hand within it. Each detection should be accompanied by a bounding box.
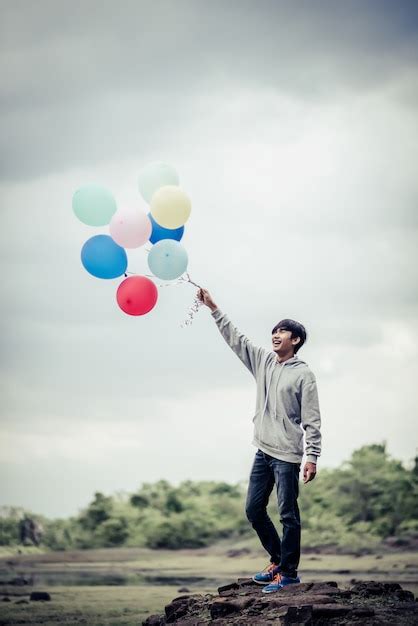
[197,288,218,312]
[303,462,317,484]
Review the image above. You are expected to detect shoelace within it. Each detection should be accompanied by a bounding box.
[272,572,283,584]
[263,563,278,574]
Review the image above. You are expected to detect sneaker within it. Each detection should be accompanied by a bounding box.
[262,572,301,594]
[252,562,281,585]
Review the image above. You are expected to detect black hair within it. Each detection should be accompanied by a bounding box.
[271,318,307,354]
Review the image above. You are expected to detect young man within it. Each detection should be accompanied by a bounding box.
[198,288,322,593]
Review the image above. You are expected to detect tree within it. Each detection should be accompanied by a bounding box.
[79,492,113,531]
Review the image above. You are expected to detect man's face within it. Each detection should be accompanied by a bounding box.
[272,327,300,355]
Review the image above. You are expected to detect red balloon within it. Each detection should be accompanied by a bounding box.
[116,275,158,316]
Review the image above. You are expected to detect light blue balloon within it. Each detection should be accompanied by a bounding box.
[138,162,179,203]
[148,240,188,280]
[81,235,127,279]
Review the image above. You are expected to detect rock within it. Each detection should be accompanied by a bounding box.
[350,581,401,596]
[393,588,415,602]
[275,605,313,626]
[2,597,11,602]
[236,577,258,586]
[143,615,166,625]
[19,515,43,546]
[165,595,201,623]
[285,594,337,606]
[144,578,418,624]
[312,603,352,617]
[351,607,375,617]
[15,599,29,604]
[210,596,254,618]
[30,591,51,601]
[279,582,342,596]
[218,582,240,594]
[226,548,251,558]
[177,587,189,593]
[10,576,31,586]
[384,535,410,548]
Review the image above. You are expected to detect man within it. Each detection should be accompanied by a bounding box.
[198,288,322,593]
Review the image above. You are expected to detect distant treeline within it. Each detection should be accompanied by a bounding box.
[1,444,417,553]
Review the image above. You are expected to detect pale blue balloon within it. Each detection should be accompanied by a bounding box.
[138,162,179,203]
[147,240,188,280]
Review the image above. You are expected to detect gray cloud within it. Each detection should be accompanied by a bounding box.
[1,1,418,180]
[1,0,417,516]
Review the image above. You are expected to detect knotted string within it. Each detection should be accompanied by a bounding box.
[123,268,203,326]
[178,273,204,327]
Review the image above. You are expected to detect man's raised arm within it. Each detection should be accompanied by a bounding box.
[197,288,266,377]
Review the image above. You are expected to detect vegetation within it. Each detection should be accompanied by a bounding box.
[1,444,417,553]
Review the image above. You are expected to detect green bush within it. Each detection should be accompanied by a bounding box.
[1,444,416,553]
[95,517,129,547]
[144,511,216,549]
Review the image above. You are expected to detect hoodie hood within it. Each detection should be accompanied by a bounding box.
[271,354,307,368]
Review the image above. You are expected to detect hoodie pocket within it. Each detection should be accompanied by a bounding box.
[273,416,292,451]
[277,415,303,452]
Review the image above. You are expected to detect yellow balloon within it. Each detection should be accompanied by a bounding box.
[150,185,191,229]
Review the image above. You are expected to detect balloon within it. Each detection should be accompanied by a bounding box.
[116,275,158,316]
[150,185,191,229]
[138,162,179,203]
[81,235,127,279]
[148,212,184,244]
[148,239,188,280]
[110,208,152,248]
[73,184,117,226]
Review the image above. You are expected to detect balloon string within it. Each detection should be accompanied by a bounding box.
[179,273,203,327]
[124,269,203,326]
[180,294,203,328]
[178,273,202,289]
[124,270,202,291]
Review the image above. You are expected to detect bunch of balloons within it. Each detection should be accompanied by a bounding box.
[73,162,192,316]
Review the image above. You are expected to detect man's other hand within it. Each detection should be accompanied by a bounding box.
[303,462,317,484]
[197,288,218,312]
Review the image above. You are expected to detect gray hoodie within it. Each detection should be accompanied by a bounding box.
[211,309,322,464]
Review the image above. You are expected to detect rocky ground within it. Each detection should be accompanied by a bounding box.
[143,578,418,625]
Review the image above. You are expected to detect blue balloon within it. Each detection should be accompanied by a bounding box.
[81,235,127,279]
[148,212,184,244]
[148,239,188,280]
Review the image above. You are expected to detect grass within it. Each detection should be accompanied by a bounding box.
[0,543,417,625]
[0,585,196,626]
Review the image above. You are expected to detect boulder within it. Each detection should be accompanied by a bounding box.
[30,591,51,601]
[142,578,418,625]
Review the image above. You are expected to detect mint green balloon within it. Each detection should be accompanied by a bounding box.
[73,184,117,226]
[138,162,179,204]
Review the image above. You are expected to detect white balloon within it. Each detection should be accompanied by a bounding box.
[110,208,152,248]
[138,162,179,203]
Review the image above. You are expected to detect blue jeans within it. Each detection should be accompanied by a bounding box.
[245,449,301,578]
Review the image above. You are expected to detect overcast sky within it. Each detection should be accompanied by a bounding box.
[1,0,417,518]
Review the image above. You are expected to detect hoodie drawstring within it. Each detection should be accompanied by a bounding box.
[259,360,285,441]
[258,356,300,441]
